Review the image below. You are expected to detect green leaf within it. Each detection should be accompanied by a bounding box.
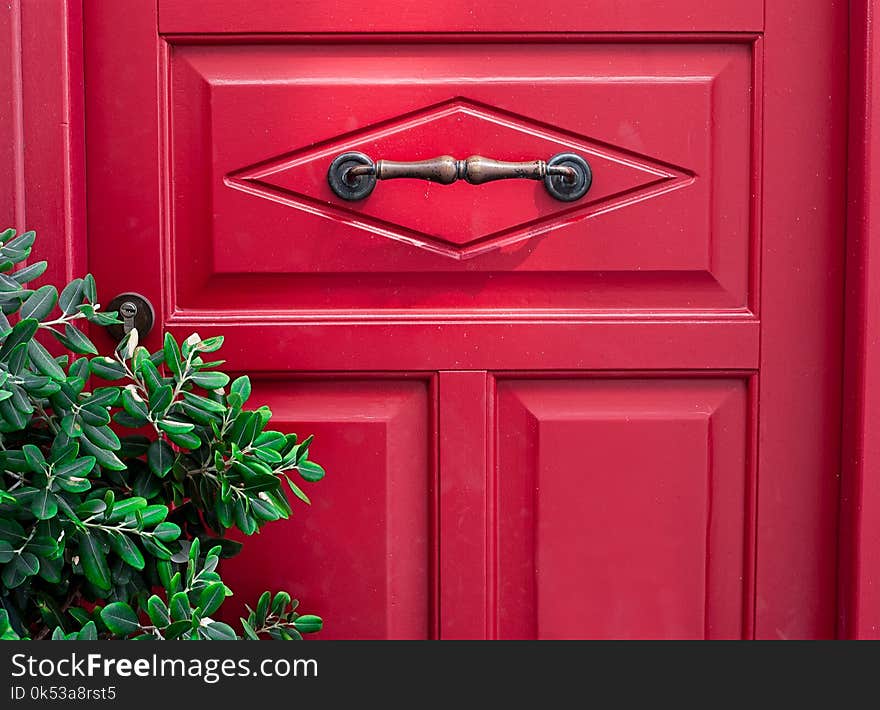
[37,553,63,583]
[163,333,182,377]
[75,499,106,518]
[138,358,163,392]
[11,260,47,285]
[103,490,115,519]
[29,537,57,561]
[196,335,224,353]
[105,496,147,522]
[31,488,58,520]
[78,621,98,641]
[20,284,58,320]
[27,339,66,380]
[90,356,128,380]
[0,273,21,292]
[190,371,230,390]
[284,475,311,506]
[271,591,291,617]
[87,387,120,409]
[80,403,111,427]
[0,540,14,563]
[79,436,126,471]
[0,317,38,358]
[2,552,40,588]
[82,423,121,451]
[79,533,111,590]
[255,591,270,628]
[165,429,201,450]
[215,498,233,529]
[0,396,27,428]
[181,390,226,414]
[139,505,168,527]
[3,229,35,251]
[296,459,325,482]
[58,278,84,315]
[62,323,98,355]
[55,475,91,493]
[170,592,190,622]
[150,384,173,415]
[55,456,96,479]
[198,583,229,617]
[82,273,97,304]
[22,443,46,472]
[292,615,323,633]
[122,385,150,420]
[5,343,28,378]
[230,375,251,404]
[110,534,145,570]
[146,595,170,628]
[202,621,237,640]
[240,618,260,640]
[115,328,138,362]
[157,418,194,436]
[100,602,140,637]
[164,620,192,639]
[153,522,181,542]
[253,446,282,464]
[147,440,175,478]
[234,498,257,535]
[60,414,82,438]
[189,536,200,564]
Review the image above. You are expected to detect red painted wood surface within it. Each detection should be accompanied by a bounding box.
[219,379,432,639]
[496,377,749,639]
[0,0,85,290]
[73,0,848,639]
[158,0,764,34]
[840,0,880,639]
[757,2,848,639]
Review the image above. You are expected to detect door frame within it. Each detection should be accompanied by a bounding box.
[839,0,880,640]
[2,0,878,638]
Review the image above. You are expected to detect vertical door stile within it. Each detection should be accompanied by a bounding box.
[438,371,491,639]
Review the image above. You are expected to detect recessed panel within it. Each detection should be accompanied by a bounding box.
[217,379,431,639]
[496,378,749,639]
[169,42,753,313]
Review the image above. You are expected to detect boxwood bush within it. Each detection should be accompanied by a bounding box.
[0,229,323,640]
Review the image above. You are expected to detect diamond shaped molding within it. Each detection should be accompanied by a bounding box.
[226,99,694,260]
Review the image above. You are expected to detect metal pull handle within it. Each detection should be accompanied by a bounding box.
[328,151,592,202]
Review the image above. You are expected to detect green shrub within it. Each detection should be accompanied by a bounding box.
[0,229,323,640]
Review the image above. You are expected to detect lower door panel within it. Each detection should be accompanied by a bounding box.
[218,377,433,640]
[493,376,751,639]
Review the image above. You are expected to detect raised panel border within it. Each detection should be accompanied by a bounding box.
[439,371,757,639]
[162,34,761,320]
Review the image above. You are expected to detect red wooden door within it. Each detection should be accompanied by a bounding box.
[83,1,847,639]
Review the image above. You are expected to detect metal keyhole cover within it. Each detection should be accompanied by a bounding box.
[104,292,155,342]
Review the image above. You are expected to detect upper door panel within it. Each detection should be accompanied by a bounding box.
[158,0,763,33]
[169,41,753,314]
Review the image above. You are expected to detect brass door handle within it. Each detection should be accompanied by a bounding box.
[328,152,592,202]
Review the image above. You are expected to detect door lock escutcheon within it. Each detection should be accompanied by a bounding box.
[104,293,155,342]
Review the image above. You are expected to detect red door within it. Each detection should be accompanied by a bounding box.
[83,1,847,638]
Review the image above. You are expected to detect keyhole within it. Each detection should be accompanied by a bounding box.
[120,301,138,334]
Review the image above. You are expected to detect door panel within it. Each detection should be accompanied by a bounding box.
[217,379,433,639]
[170,42,752,313]
[495,378,749,639]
